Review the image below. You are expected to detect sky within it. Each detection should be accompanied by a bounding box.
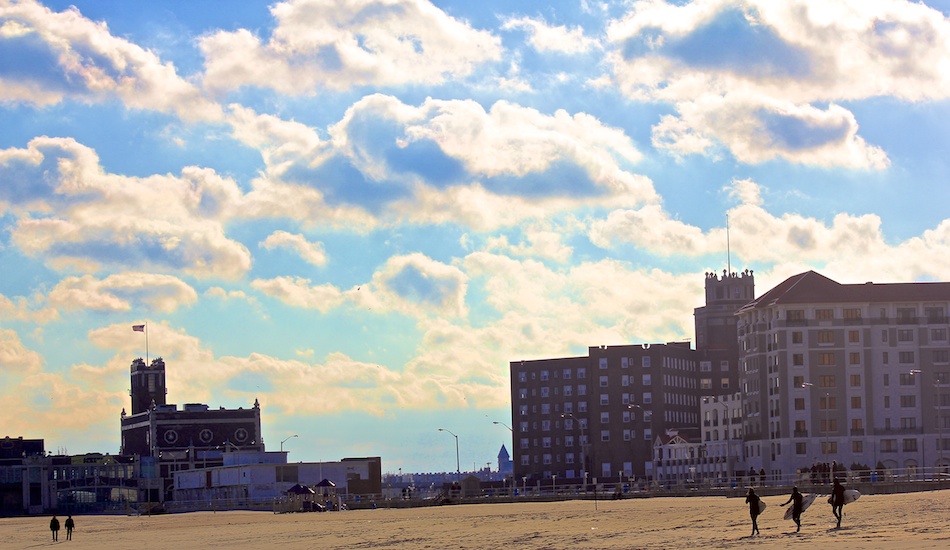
[2,0,950,475]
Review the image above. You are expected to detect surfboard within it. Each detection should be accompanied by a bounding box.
[758,500,767,514]
[783,493,817,520]
[827,489,860,506]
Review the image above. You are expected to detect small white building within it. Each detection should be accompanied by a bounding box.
[172,451,381,504]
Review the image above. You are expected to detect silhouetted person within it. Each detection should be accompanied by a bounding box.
[65,515,75,540]
[49,515,60,541]
[781,486,804,532]
[831,478,845,528]
[746,487,761,536]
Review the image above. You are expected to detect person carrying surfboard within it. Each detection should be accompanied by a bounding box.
[745,487,762,536]
[831,478,845,528]
[780,486,804,532]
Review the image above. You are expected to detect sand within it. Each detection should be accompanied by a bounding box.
[3,490,948,549]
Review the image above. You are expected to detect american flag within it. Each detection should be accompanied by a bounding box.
[132,325,145,332]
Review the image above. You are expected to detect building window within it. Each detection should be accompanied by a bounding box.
[518,372,527,383]
[844,308,861,320]
[541,404,551,415]
[578,401,587,413]
[933,329,948,341]
[819,395,837,410]
[599,376,609,388]
[934,350,950,364]
[578,368,586,379]
[563,369,572,380]
[621,375,629,387]
[899,351,915,364]
[792,331,803,344]
[849,352,861,365]
[900,395,916,408]
[793,354,804,366]
[903,439,918,452]
[900,417,917,429]
[796,442,807,455]
[926,307,946,324]
[643,392,652,404]
[642,374,652,386]
[793,375,805,387]
[578,385,587,396]
[821,441,838,454]
[883,352,889,365]
[819,418,838,433]
[897,307,916,324]
[819,353,836,366]
[794,398,805,410]
[520,438,529,450]
[816,308,833,320]
[721,378,730,389]
[851,396,862,409]
[848,330,860,343]
[541,387,550,397]
[700,361,712,372]
[599,357,608,369]
[818,374,836,388]
[881,439,897,452]
[818,330,835,344]
[543,437,552,448]
[701,379,712,390]
[600,394,609,406]
[564,386,573,397]
[788,309,805,321]
[850,374,861,387]
[897,329,914,342]
[621,357,629,369]
[520,405,528,417]
[852,440,863,453]
[601,430,610,442]
[642,356,651,368]
[720,360,730,372]
[899,373,916,386]
[541,370,549,381]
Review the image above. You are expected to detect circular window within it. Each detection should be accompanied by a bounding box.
[199,428,214,444]
[234,428,249,443]
[163,429,179,444]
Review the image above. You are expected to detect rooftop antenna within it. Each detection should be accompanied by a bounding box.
[726,213,732,276]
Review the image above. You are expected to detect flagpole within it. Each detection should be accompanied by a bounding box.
[145,322,149,365]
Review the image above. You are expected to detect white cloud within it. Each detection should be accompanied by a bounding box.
[232,95,657,231]
[0,328,43,374]
[501,16,600,54]
[260,230,328,267]
[48,272,198,313]
[0,137,252,279]
[200,0,502,95]
[606,0,950,167]
[0,0,221,121]
[250,276,345,312]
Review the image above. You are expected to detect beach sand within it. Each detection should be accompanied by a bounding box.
[3,490,948,549]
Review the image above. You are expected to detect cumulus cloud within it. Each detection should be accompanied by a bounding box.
[250,276,345,312]
[231,95,657,231]
[0,328,43,374]
[259,230,328,267]
[200,0,502,95]
[606,0,950,167]
[0,0,221,121]
[0,137,252,279]
[48,272,198,313]
[501,16,600,54]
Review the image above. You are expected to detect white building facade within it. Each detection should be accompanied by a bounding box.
[736,271,950,482]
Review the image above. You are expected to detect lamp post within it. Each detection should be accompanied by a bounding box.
[438,428,460,485]
[280,434,298,453]
[909,369,930,477]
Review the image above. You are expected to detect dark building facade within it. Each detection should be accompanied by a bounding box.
[510,270,755,484]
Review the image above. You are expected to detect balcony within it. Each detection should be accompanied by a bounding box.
[850,428,865,436]
[793,430,808,437]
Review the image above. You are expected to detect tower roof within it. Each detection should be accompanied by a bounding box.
[498,444,509,460]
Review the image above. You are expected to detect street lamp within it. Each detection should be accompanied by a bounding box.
[280,434,298,452]
[493,421,513,432]
[438,428,461,484]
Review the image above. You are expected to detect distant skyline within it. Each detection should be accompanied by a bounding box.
[2,0,950,474]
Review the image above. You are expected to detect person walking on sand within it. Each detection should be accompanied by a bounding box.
[745,488,761,536]
[781,486,804,532]
[831,478,845,528]
[65,515,75,541]
[49,515,60,541]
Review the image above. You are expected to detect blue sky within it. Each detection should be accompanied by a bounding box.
[2,0,950,474]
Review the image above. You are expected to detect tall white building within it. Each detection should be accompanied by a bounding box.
[736,271,950,481]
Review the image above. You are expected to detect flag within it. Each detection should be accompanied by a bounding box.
[132,325,145,332]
